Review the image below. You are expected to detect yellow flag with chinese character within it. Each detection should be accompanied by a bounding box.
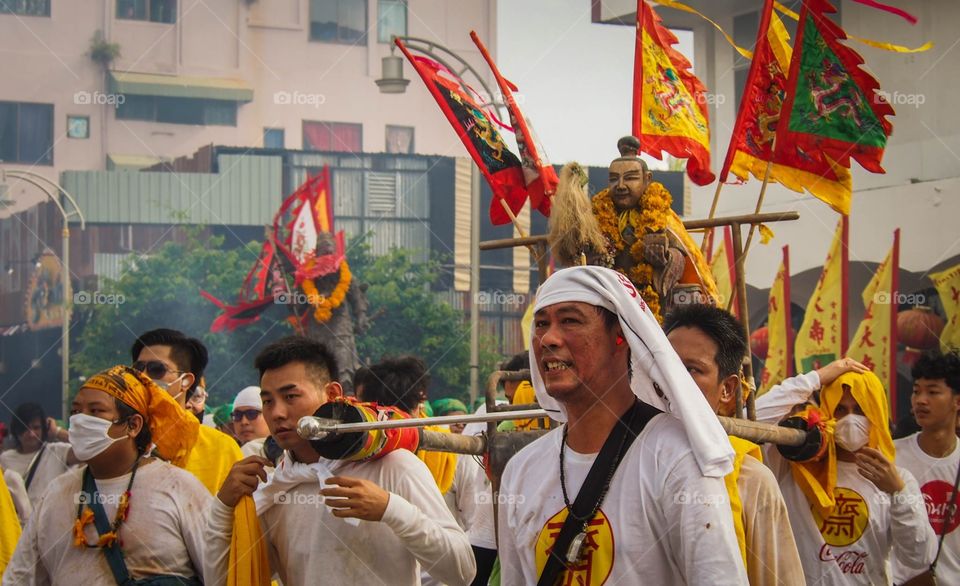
[709,228,737,315]
[795,218,847,373]
[930,262,960,352]
[759,247,792,395]
[848,231,899,397]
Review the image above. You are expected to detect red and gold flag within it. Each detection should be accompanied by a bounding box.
[720,0,852,213]
[759,246,793,395]
[795,217,848,372]
[396,37,528,225]
[471,31,558,218]
[848,229,899,418]
[633,0,714,185]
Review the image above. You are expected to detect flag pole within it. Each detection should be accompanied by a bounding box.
[700,180,725,254]
[268,229,307,337]
[741,156,775,257]
[497,198,529,239]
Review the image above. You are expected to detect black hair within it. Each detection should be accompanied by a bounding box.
[663,304,748,380]
[254,336,339,386]
[357,356,429,415]
[114,400,152,455]
[130,328,208,398]
[911,351,960,394]
[11,402,47,448]
[502,352,528,373]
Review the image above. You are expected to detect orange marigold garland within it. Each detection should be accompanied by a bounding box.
[74,459,139,549]
[592,182,673,320]
[300,260,352,324]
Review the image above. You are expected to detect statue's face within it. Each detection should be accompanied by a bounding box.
[608,159,650,212]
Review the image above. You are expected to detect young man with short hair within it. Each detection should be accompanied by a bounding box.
[0,402,77,507]
[892,351,960,584]
[664,304,804,585]
[206,336,475,586]
[130,328,243,494]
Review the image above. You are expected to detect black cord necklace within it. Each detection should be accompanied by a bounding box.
[558,404,638,564]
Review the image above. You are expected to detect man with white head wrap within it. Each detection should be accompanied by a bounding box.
[231,385,271,459]
[497,266,746,585]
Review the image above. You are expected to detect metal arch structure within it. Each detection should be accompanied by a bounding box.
[2,168,86,421]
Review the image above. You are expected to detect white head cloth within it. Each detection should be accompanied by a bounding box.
[528,266,734,477]
[233,386,263,410]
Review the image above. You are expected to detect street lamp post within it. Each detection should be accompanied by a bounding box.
[1,169,85,421]
[376,36,507,407]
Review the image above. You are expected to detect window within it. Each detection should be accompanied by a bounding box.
[67,115,90,139]
[0,0,50,16]
[385,125,413,154]
[0,101,53,165]
[264,128,285,149]
[378,0,406,43]
[116,96,237,126]
[309,0,366,44]
[303,121,362,153]
[117,0,176,23]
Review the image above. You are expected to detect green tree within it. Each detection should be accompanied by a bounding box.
[347,239,500,406]
[72,230,290,406]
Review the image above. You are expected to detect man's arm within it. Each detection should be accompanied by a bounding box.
[755,359,868,424]
[496,457,527,586]
[888,467,937,570]
[1,496,50,586]
[663,452,748,585]
[321,452,476,586]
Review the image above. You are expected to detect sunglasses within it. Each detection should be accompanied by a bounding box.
[131,360,184,381]
[232,409,262,422]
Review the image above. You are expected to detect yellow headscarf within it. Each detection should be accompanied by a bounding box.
[791,370,893,518]
[0,467,21,575]
[83,365,199,467]
[511,381,549,431]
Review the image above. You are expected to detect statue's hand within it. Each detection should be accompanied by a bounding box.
[642,232,670,267]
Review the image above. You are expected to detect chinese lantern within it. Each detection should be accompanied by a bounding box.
[751,327,769,359]
[897,306,945,351]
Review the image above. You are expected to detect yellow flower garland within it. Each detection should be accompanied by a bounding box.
[300,260,352,324]
[592,182,674,321]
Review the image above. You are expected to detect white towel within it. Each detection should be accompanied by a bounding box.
[528,266,734,477]
[253,451,361,525]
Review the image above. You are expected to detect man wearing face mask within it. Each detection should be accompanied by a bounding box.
[0,402,79,509]
[755,366,935,585]
[2,365,213,584]
[130,328,243,495]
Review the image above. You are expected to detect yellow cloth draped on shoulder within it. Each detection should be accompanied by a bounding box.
[0,466,21,575]
[724,435,762,568]
[418,425,458,494]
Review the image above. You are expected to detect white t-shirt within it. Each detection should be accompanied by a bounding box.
[768,451,934,585]
[204,449,476,586]
[892,433,960,584]
[498,414,748,585]
[2,458,212,584]
[0,442,74,505]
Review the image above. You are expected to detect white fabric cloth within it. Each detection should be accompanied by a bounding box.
[2,459,212,585]
[753,371,822,424]
[892,433,960,584]
[498,415,748,585]
[0,442,74,506]
[422,456,484,586]
[252,451,358,526]
[204,449,476,586]
[240,437,267,459]
[233,386,262,410]
[3,468,30,526]
[529,265,733,477]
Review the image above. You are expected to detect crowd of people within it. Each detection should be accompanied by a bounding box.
[0,265,957,585]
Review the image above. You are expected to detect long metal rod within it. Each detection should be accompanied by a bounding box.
[299,410,808,447]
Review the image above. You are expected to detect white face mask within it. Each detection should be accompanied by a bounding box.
[835,414,871,452]
[68,413,126,461]
[155,374,186,401]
